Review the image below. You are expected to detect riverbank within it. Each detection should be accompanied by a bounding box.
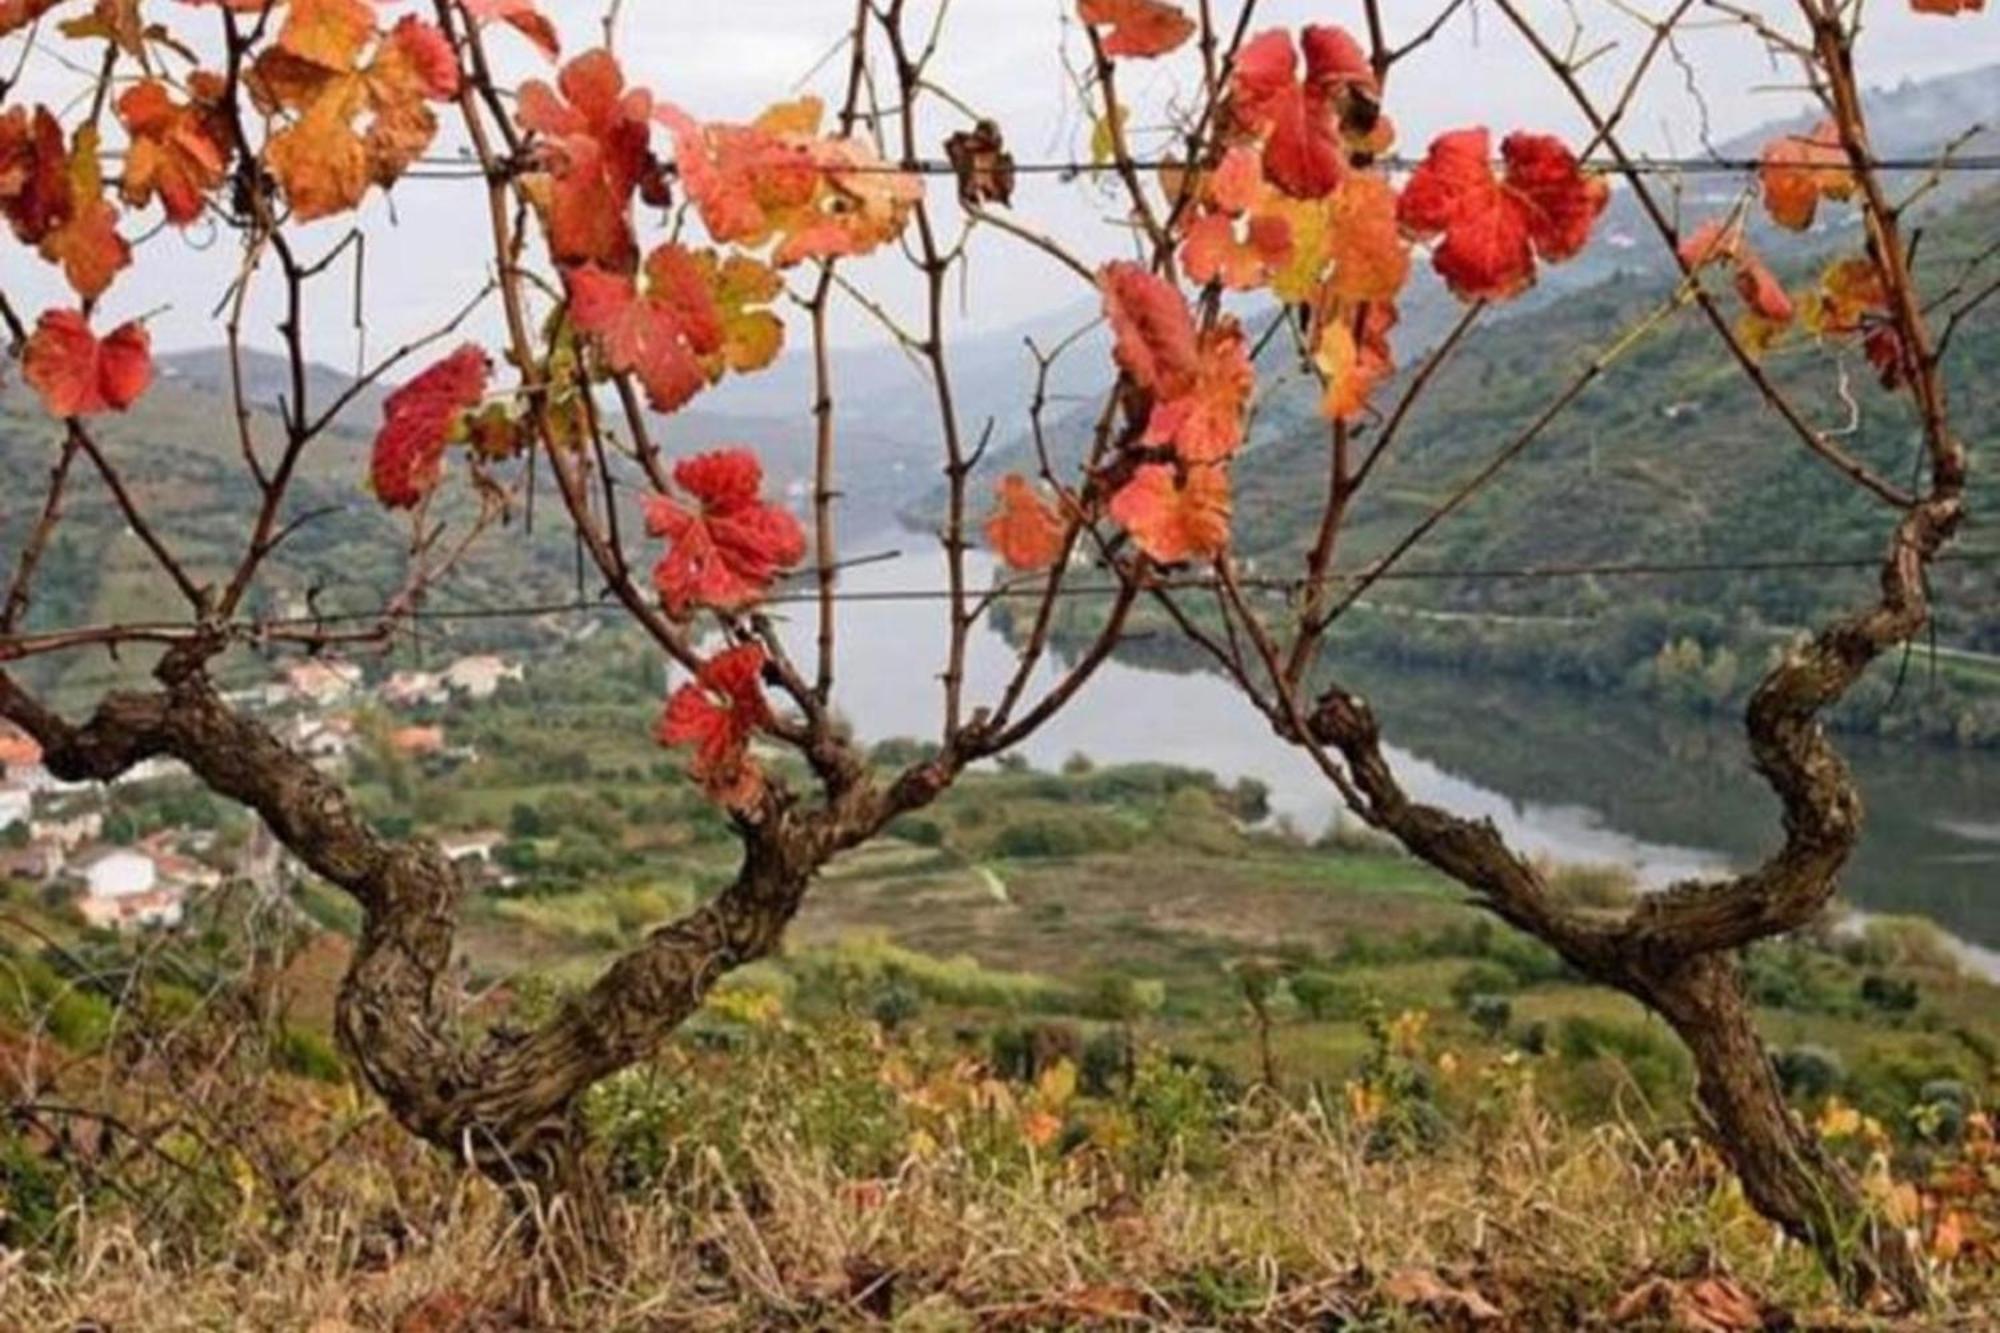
[800,542,2000,951]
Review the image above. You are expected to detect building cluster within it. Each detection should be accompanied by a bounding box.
[0,651,523,932]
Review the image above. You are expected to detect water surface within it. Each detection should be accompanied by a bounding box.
[778,546,2000,954]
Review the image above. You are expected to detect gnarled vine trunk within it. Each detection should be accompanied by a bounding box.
[1640,952,1925,1302]
[0,665,891,1268]
[1305,661,1936,1311]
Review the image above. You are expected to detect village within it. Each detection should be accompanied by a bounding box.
[0,652,525,933]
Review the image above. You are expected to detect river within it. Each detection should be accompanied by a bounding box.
[777,545,2000,962]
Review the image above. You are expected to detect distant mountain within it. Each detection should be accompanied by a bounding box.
[912,63,2000,522]
[1,308,1078,702]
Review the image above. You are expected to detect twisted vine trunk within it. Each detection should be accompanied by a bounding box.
[0,666,877,1271]
[1306,663,1935,1310]
[1639,953,1925,1302]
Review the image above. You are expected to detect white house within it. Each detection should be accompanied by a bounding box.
[439,829,506,863]
[0,787,29,832]
[282,659,363,708]
[30,810,102,850]
[285,715,356,771]
[442,655,522,700]
[383,669,449,707]
[77,848,185,930]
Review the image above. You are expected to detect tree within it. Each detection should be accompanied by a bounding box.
[0,0,1137,1262]
[1025,0,1980,1310]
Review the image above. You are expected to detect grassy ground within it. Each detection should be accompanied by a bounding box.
[3,1002,1996,1331]
[5,679,1997,1328]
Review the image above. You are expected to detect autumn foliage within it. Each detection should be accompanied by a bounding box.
[0,0,1978,822]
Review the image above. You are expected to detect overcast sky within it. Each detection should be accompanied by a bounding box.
[4,0,1992,371]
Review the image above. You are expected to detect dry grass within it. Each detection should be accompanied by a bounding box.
[5,1079,1994,1332]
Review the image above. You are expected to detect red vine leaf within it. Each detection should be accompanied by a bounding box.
[657,642,773,810]
[566,243,779,410]
[1732,251,1793,324]
[0,106,69,245]
[0,0,66,38]
[1100,260,1199,396]
[21,308,153,417]
[1077,0,1194,58]
[369,344,489,509]
[517,48,656,269]
[1228,25,1375,200]
[1397,128,1606,302]
[643,449,806,616]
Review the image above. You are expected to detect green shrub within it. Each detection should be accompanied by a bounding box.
[1858,973,1920,1014]
[1774,1044,1845,1100]
[1289,970,1363,1022]
[277,1027,346,1081]
[1126,1053,1230,1176]
[991,812,1136,859]
[1451,961,1520,1009]
[1467,994,1513,1041]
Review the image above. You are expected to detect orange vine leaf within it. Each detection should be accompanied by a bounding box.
[116,77,231,226]
[1758,121,1853,231]
[658,97,919,267]
[1109,463,1231,563]
[1314,301,1396,421]
[1077,0,1194,58]
[463,0,560,59]
[253,5,462,220]
[985,474,1067,571]
[1142,321,1254,463]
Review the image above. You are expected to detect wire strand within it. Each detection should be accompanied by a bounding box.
[94,149,2000,182]
[26,548,1994,636]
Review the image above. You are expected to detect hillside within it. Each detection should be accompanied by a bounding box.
[0,344,929,707]
[4,626,1998,1328]
[994,175,2000,746]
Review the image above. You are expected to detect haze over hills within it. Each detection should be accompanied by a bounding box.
[5,64,1996,720]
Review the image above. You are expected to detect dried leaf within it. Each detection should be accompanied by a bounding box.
[944,119,1015,209]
